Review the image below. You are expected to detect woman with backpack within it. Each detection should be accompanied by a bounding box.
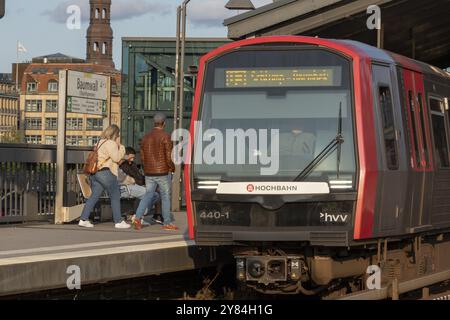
[79,124,131,229]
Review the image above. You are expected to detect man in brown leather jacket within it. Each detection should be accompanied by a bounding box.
[133,113,178,230]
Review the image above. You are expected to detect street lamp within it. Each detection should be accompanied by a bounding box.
[174,0,255,134]
[172,0,256,211]
[172,1,191,212]
[0,0,5,19]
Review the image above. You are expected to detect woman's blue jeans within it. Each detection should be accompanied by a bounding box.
[80,169,122,224]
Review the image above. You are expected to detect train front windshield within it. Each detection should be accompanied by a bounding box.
[194,47,356,189]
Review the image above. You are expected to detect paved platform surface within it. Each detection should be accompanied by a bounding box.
[0,212,230,297]
[0,211,189,255]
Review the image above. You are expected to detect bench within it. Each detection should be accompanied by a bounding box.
[76,173,137,222]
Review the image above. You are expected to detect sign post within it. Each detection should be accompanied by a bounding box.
[55,70,68,224]
[55,70,109,224]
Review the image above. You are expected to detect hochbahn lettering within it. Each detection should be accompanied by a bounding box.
[216,182,330,195]
[248,184,298,192]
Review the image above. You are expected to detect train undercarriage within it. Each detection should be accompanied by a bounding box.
[232,231,450,299]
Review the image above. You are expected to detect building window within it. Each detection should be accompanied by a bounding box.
[87,136,101,146]
[378,86,398,170]
[46,100,58,112]
[25,117,42,130]
[25,100,42,112]
[45,118,58,130]
[94,42,98,52]
[48,80,58,92]
[95,8,99,19]
[102,8,107,19]
[102,43,107,55]
[430,97,449,168]
[67,135,83,146]
[27,82,37,93]
[86,118,103,131]
[45,136,57,145]
[25,135,42,144]
[67,118,83,130]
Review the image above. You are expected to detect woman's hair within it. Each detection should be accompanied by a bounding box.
[101,124,120,140]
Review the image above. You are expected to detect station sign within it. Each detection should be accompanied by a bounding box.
[67,96,106,114]
[66,70,108,115]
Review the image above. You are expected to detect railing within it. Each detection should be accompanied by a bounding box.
[0,144,90,223]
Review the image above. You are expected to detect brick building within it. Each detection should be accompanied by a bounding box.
[18,0,120,146]
[20,60,121,145]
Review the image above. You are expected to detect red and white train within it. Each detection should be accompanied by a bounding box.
[184,36,450,296]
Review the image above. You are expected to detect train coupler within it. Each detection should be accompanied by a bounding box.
[235,255,305,286]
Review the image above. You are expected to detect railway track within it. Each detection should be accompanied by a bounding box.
[0,266,236,300]
[334,270,450,300]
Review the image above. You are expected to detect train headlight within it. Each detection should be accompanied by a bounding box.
[290,259,301,280]
[247,260,265,279]
[236,258,246,280]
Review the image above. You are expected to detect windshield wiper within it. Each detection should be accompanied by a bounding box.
[336,103,343,179]
[294,104,344,182]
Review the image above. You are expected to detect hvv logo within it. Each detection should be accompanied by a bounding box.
[319,212,349,224]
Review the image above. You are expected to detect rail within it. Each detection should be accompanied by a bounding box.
[0,143,90,223]
[335,269,450,300]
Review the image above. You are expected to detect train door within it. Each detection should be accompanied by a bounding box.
[428,95,450,225]
[372,64,407,233]
[403,69,434,232]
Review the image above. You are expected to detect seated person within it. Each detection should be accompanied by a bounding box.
[279,127,316,156]
[118,147,163,226]
[278,126,316,174]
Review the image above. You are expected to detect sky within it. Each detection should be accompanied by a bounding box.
[0,0,273,73]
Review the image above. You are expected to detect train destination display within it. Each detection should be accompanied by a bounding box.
[223,67,340,88]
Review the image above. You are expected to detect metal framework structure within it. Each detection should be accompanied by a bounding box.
[172,2,189,212]
[224,0,450,67]
[0,144,90,223]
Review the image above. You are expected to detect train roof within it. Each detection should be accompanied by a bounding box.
[336,39,450,80]
[210,36,450,81]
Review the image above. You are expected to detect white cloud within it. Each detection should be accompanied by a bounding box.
[188,0,273,27]
[43,0,170,23]
[112,1,171,21]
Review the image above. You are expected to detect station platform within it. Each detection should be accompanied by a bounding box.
[0,212,230,297]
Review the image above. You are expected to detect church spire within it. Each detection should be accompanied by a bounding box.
[86,0,114,67]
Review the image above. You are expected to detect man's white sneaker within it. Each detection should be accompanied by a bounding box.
[79,220,94,228]
[141,219,150,226]
[115,221,131,229]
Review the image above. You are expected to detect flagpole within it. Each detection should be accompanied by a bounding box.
[16,41,19,92]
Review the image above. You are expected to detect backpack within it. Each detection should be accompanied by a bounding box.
[83,140,108,175]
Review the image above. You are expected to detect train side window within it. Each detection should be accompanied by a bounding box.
[408,90,421,167]
[430,97,450,168]
[417,93,430,168]
[379,86,398,170]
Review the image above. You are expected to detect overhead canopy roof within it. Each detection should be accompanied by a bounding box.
[224,0,450,67]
